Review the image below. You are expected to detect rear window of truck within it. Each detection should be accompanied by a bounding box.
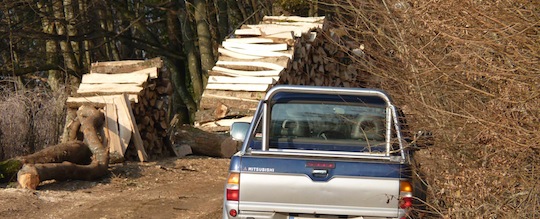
[250,102,390,154]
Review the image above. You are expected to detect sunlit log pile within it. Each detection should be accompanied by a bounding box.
[65,58,173,161]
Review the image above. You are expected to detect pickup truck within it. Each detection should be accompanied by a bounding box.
[223,85,418,219]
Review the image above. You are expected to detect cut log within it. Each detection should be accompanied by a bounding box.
[17,105,108,189]
[172,125,241,158]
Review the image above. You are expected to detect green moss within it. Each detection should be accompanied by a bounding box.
[0,159,23,183]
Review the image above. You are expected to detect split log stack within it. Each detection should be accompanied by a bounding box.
[65,58,173,162]
[276,27,370,88]
[197,15,327,132]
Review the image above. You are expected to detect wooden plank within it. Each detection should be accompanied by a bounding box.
[129,67,158,79]
[247,24,316,37]
[212,66,282,77]
[225,37,275,44]
[66,95,138,107]
[265,32,295,40]
[214,116,254,127]
[216,61,285,71]
[118,93,148,162]
[262,15,326,23]
[222,41,288,52]
[113,96,132,158]
[218,55,290,68]
[200,96,259,109]
[196,107,255,123]
[90,67,158,79]
[104,104,124,157]
[76,83,143,95]
[218,47,263,60]
[202,89,266,100]
[234,28,262,36]
[82,72,149,84]
[90,57,162,74]
[208,76,276,84]
[205,83,271,92]
[222,46,293,59]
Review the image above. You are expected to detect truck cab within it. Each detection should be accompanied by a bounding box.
[224,85,414,219]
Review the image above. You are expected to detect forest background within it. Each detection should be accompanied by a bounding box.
[0,0,538,218]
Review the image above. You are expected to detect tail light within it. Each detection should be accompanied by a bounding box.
[226,172,240,201]
[399,180,413,209]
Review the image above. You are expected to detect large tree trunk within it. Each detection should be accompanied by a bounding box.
[0,141,90,183]
[178,0,203,104]
[227,0,243,30]
[172,125,241,158]
[16,105,109,189]
[52,0,79,76]
[193,0,214,86]
[216,0,229,42]
[37,1,62,92]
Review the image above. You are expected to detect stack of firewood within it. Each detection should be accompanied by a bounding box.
[65,58,173,162]
[130,75,172,159]
[277,28,370,87]
[196,15,326,132]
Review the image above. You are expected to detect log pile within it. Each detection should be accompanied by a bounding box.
[196,16,374,132]
[65,58,173,162]
[196,15,326,132]
[276,28,370,87]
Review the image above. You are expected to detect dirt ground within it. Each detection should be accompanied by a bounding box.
[0,156,229,219]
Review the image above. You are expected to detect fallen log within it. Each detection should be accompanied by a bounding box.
[0,141,91,183]
[172,125,241,158]
[16,105,109,189]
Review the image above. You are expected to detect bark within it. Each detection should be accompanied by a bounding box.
[178,0,203,103]
[193,0,214,86]
[173,125,241,158]
[78,0,92,68]
[37,0,62,92]
[17,105,109,190]
[206,0,220,52]
[227,0,243,30]
[63,0,80,64]
[52,0,80,76]
[216,0,229,41]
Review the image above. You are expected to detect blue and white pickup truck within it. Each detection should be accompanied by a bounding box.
[223,85,419,219]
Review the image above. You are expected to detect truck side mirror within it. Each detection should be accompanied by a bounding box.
[230,122,251,142]
[412,130,434,149]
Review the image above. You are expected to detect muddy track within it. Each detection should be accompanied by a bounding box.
[0,157,229,219]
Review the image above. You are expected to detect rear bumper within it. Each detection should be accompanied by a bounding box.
[223,201,406,219]
[224,210,403,219]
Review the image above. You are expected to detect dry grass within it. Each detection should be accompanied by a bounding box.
[0,86,67,160]
[321,0,539,217]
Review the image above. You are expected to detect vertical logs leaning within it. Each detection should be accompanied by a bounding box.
[65,58,172,162]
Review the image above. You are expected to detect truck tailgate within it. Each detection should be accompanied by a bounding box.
[238,156,405,217]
